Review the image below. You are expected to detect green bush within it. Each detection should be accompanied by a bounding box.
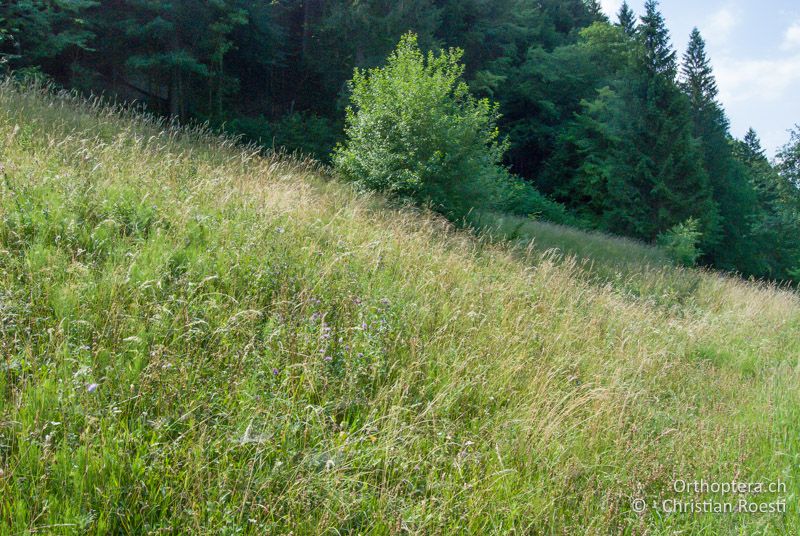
[658,218,703,266]
[333,33,512,219]
[494,174,581,226]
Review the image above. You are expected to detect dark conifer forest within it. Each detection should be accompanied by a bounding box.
[2,0,799,282]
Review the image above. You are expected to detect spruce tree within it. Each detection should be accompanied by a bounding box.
[676,27,751,267]
[743,129,800,281]
[639,0,677,79]
[618,1,719,242]
[617,1,636,37]
[733,129,782,206]
[680,28,718,112]
[742,128,767,162]
[584,0,608,22]
[0,0,97,79]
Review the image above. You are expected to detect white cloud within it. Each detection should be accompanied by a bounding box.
[701,7,740,47]
[715,54,800,104]
[782,21,800,50]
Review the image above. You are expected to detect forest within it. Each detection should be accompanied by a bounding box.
[2,2,800,533]
[2,0,799,282]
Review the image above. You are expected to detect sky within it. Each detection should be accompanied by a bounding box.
[599,0,800,157]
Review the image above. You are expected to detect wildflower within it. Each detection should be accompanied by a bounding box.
[272,368,280,376]
[87,383,99,393]
[324,356,333,362]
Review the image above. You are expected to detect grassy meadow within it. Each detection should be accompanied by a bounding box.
[0,82,798,534]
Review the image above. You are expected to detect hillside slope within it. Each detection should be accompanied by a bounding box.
[1,83,798,534]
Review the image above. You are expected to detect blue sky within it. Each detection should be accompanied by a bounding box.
[599,0,800,157]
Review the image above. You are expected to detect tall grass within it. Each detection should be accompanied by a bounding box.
[0,80,798,534]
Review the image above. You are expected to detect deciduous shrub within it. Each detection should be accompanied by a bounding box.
[658,217,703,266]
[333,33,513,219]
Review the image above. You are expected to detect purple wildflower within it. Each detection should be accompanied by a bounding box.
[87,383,99,393]
[324,356,333,362]
[272,368,280,376]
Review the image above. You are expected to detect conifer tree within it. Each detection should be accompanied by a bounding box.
[584,0,608,22]
[734,129,783,206]
[680,28,718,110]
[0,0,97,78]
[617,1,636,37]
[737,128,800,281]
[615,1,719,242]
[676,27,751,266]
[741,128,767,162]
[639,0,677,79]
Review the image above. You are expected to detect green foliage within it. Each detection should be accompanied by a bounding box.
[544,19,718,244]
[617,1,637,36]
[677,28,760,272]
[730,128,800,283]
[0,0,97,63]
[777,126,800,201]
[493,174,579,225]
[2,83,800,534]
[227,113,339,160]
[334,33,511,218]
[658,217,703,266]
[2,0,799,282]
[638,0,676,78]
[680,28,717,108]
